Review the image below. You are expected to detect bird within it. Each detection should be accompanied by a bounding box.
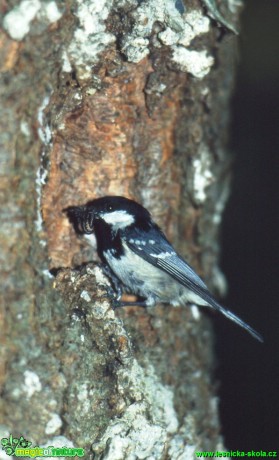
[65,195,263,342]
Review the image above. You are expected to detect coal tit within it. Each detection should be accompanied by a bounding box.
[66,196,263,342]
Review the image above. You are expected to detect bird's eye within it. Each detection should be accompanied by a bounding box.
[107,205,113,211]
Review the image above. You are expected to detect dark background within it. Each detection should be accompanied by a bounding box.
[215,0,279,451]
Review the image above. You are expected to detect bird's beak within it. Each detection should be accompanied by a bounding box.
[64,205,94,234]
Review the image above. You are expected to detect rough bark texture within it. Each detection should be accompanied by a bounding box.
[0,0,240,458]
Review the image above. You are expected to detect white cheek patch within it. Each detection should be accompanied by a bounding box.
[101,210,135,229]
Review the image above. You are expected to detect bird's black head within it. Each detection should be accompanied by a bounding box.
[65,196,152,235]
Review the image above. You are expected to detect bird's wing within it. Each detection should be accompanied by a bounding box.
[125,226,263,342]
[125,226,210,299]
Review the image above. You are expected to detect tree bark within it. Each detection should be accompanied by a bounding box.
[0,0,240,458]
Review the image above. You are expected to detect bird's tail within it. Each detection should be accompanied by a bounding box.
[209,298,263,342]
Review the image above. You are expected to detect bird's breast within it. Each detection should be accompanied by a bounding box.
[103,242,204,307]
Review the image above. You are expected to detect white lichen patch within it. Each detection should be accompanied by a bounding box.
[167,10,213,78]
[93,361,179,459]
[159,9,210,48]
[20,120,31,138]
[123,367,176,433]
[122,37,150,63]
[3,0,41,41]
[37,95,52,145]
[35,94,52,235]
[80,289,91,302]
[67,0,115,75]
[121,0,184,62]
[45,413,63,435]
[39,1,62,23]
[35,166,48,235]
[74,382,94,414]
[3,0,62,41]
[121,3,213,79]
[172,48,214,79]
[93,407,167,460]
[192,144,214,204]
[22,370,42,398]
[90,265,110,287]
[61,50,72,73]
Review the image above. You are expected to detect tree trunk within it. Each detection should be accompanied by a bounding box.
[0,0,240,458]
